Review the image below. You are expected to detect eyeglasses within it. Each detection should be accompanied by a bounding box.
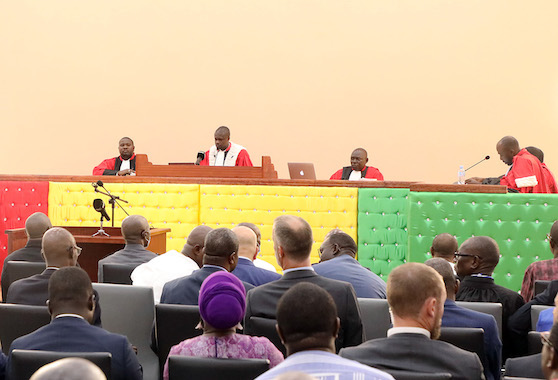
[547,234,555,244]
[317,246,324,258]
[541,331,554,348]
[454,252,480,259]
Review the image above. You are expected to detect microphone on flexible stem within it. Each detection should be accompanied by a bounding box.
[91,182,99,190]
[93,199,111,221]
[465,155,490,172]
[96,180,104,187]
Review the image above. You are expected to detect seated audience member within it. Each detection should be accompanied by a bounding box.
[526,146,558,194]
[455,236,524,359]
[237,222,278,272]
[199,126,253,167]
[538,307,555,332]
[30,358,107,380]
[131,225,212,303]
[313,230,386,299]
[255,283,393,380]
[97,215,157,282]
[521,221,558,302]
[92,137,136,176]
[542,312,558,379]
[231,226,281,286]
[425,258,501,380]
[6,267,142,380]
[160,228,254,305]
[467,136,554,193]
[163,272,283,380]
[245,215,364,352]
[340,263,484,379]
[6,227,101,326]
[1,212,51,292]
[330,148,383,181]
[430,233,458,270]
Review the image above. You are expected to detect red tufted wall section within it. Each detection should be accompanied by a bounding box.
[0,181,49,273]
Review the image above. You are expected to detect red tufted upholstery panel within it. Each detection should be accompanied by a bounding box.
[0,181,49,273]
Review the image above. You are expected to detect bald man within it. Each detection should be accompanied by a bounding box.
[131,225,213,303]
[92,137,137,176]
[6,227,102,326]
[231,226,281,286]
[237,222,279,273]
[199,126,253,166]
[1,212,51,293]
[330,148,384,181]
[30,358,107,380]
[97,215,157,282]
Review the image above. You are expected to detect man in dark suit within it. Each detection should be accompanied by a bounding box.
[340,262,484,379]
[231,226,280,286]
[312,230,386,299]
[244,215,364,352]
[6,227,102,326]
[1,212,51,292]
[160,228,254,305]
[6,267,142,380]
[97,214,158,282]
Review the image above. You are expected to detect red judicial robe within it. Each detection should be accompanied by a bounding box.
[500,149,554,193]
[92,155,136,175]
[542,163,558,193]
[199,143,253,167]
[330,166,384,180]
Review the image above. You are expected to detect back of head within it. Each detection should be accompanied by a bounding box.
[30,358,106,380]
[42,227,77,268]
[198,271,246,329]
[543,321,558,379]
[526,146,544,163]
[237,222,261,243]
[273,215,313,261]
[424,258,457,298]
[121,215,149,243]
[327,231,357,253]
[498,136,520,151]
[25,212,52,240]
[431,233,458,259]
[387,262,444,319]
[185,225,213,247]
[459,236,500,274]
[48,267,93,316]
[277,282,337,352]
[551,221,558,248]
[215,125,230,137]
[203,228,239,265]
[320,231,357,261]
[232,226,258,259]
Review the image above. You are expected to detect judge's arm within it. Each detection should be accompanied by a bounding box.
[465,177,485,184]
[199,151,210,166]
[330,169,343,180]
[93,158,117,175]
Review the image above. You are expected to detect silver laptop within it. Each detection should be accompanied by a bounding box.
[288,163,316,180]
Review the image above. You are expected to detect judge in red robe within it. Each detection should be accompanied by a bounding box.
[330,148,384,181]
[199,126,253,167]
[93,137,137,176]
[525,146,558,194]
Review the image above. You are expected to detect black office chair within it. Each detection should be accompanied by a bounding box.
[527,330,543,355]
[383,369,452,380]
[10,349,112,380]
[504,353,544,379]
[439,327,485,371]
[2,261,46,300]
[534,280,551,297]
[167,356,269,380]
[155,304,202,371]
[0,304,50,355]
[358,298,391,340]
[100,264,136,285]
[244,316,285,356]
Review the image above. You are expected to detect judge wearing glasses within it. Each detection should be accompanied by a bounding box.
[5,227,102,326]
[455,236,524,359]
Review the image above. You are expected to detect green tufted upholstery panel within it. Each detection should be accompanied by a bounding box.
[408,192,558,291]
[357,188,410,279]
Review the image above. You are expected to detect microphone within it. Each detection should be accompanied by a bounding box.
[91,182,98,189]
[195,151,205,165]
[93,198,111,221]
[465,156,490,172]
[96,180,104,187]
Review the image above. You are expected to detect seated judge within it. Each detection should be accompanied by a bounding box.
[330,148,383,181]
[92,137,136,176]
[199,126,253,167]
[525,146,558,194]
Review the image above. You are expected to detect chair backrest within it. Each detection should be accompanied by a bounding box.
[92,283,158,380]
[531,305,553,331]
[244,316,285,356]
[100,264,136,285]
[504,353,544,379]
[155,304,202,371]
[382,369,452,380]
[439,327,485,369]
[357,298,391,340]
[535,280,551,297]
[2,261,46,300]
[10,349,112,380]
[455,301,503,339]
[527,330,543,355]
[168,356,269,380]
[0,304,50,355]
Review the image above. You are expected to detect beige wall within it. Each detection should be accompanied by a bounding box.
[2,1,558,183]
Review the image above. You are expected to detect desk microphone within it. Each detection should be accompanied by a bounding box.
[93,198,111,221]
[96,180,105,187]
[465,156,490,172]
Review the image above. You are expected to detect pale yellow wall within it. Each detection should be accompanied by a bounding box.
[2,1,558,183]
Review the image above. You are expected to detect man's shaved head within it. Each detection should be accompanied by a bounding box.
[425,258,458,299]
[181,225,212,268]
[237,222,262,247]
[30,357,106,380]
[203,228,239,271]
[232,226,258,260]
[455,236,500,277]
[25,212,52,239]
[42,227,79,268]
[430,233,458,261]
[525,146,544,163]
[121,215,150,245]
[496,136,520,166]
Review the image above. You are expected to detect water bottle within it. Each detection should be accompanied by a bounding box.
[458,165,466,184]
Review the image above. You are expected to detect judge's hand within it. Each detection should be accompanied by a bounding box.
[465,177,484,184]
[117,169,135,176]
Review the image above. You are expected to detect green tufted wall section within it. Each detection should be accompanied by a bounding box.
[408,192,558,292]
[357,188,410,280]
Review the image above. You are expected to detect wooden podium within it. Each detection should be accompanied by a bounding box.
[5,226,170,282]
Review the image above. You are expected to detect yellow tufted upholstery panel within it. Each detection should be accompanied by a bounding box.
[48,182,200,252]
[199,185,358,271]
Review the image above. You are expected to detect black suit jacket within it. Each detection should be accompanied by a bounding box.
[160,266,254,305]
[244,269,364,351]
[97,243,158,282]
[5,268,102,327]
[340,333,484,380]
[1,240,44,292]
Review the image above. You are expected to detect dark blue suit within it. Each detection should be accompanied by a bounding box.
[0,352,6,380]
[312,255,387,299]
[442,299,501,380]
[7,316,142,380]
[232,258,281,286]
[160,265,254,305]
